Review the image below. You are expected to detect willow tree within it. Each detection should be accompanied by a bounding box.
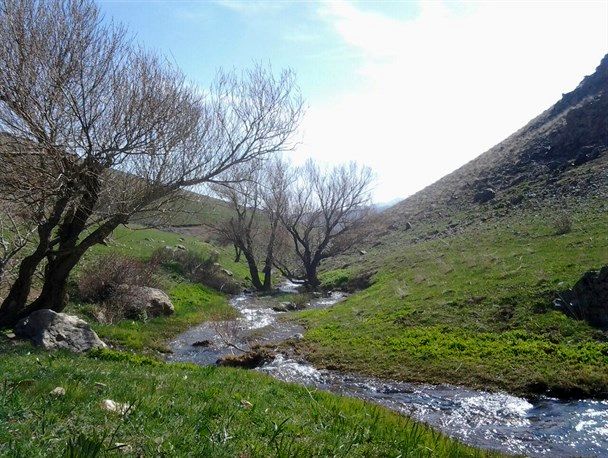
[0,0,302,326]
[276,160,373,288]
[212,158,290,292]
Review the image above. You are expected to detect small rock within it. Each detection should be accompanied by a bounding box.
[114,443,132,454]
[359,249,367,255]
[240,399,253,409]
[221,268,233,277]
[50,386,66,397]
[100,399,132,415]
[272,302,301,312]
[4,332,16,339]
[192,340,212,347]
[474,187,496,204]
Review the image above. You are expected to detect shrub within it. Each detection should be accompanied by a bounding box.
[291,293,311,309]
[151,247,241,294]
[552,214,572,235]
[77,254,159,303]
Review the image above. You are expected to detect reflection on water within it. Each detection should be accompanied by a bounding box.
[168,286,608,457]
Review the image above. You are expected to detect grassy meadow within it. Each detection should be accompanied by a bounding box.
[297,203,608,398]
[1,223,500,456]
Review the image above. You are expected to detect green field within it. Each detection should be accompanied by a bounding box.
[0,341,499,457]
[1,222,501,456]
[298,204,608,398]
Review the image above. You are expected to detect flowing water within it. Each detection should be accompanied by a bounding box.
[168,285,608,457]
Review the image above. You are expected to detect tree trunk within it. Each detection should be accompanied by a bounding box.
[26,254,76,312]
[0,250,48,326]
[305,263,321,289]
[28,216,123,313]
[262,264,272,291]
[0,198,69,327]
[243,250,264,291]
[261,221,277,292]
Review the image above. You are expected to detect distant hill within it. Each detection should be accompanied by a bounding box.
[133,188,234,242]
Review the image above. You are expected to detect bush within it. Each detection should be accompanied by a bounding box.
[77,254,159,303]
[151,247,241,294]
[552,214,572,235]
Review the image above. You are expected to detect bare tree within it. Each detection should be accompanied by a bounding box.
[275,160,373,288]
[0,0,302,326]
[212,157,289,292]
[0,207,36,290]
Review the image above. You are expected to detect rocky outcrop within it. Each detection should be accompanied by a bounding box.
[473,187,496,204]
[114,285,174,319]
[15,309,106,352]
[554,266,608,328]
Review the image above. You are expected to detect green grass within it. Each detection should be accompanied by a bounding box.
[87,225,249,282]
[0,342,498,457]
[65,225,247,353]
[298,206,608,398]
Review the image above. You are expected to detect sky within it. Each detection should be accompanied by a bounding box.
[98,0,608,204]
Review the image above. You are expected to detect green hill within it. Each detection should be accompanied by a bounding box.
[295,55,608,399]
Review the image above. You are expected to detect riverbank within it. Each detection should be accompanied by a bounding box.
[297,207,608,400]
[165,287,608,457]
[0,329,493,456]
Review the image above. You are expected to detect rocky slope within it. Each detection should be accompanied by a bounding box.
[379,54,607,234]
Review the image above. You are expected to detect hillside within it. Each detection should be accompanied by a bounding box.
[358,55,607,247]
[296,55,608,399]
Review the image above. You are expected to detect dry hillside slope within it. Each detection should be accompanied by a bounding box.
[381,54,607,233]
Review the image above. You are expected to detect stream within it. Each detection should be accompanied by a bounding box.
[167,285,608,457]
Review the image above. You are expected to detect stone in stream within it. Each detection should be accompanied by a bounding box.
[271,302,303,312]
[216,347,276,369]
[192,339,212,347]
[15,309,106,353]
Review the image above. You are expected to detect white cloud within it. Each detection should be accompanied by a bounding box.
[294,0,608,203]
[213,0,288,15]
